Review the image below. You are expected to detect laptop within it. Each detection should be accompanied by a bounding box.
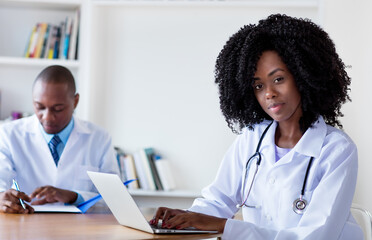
[87,171,219,234]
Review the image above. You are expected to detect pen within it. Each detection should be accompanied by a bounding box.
[13,179,26,210]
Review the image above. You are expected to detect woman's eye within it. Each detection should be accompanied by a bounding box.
[274,77,284,83]
[254,84,262,90]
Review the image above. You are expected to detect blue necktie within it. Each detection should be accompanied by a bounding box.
[49,135,61,166]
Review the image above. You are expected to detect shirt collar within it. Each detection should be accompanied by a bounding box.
[40,117,75,145]
[292,116,327,159]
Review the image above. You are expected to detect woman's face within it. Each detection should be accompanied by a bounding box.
[252,50,302,124]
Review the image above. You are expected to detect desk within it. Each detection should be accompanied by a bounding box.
[0,208,221,240]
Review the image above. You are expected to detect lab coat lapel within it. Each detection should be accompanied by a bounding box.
[260,121,277,167]
[274,116,327,166]
[58,117,90,165]
[293,116,326,159]
[29,115,59,175]
[61,128,79,159]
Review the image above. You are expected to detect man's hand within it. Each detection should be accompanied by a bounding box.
[0,189,34,214]
[30,186,78,205]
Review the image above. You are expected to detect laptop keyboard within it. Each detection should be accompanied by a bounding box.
[150,221,197,231]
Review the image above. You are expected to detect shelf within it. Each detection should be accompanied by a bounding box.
[129,189,201,198]
[129,189,201,209]
[0,57,80,68]
[93,0,319,8]
[0,0,82,10]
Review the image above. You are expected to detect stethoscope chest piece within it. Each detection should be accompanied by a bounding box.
[293,197,307,215]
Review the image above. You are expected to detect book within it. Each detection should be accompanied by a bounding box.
[33,23,48,58]
[123,154,139,189]
[58,20,66,59]
[40,24,50,58]
[148,151,163,190]
[52,26,62,59]
[43,24,54,58]
[24,25,37,58]
[62,17,73,59]
[46,25,58,59]
[68,9,80,60]
[114,147,126,181]
[133,151,149,190]
[138,148,157,191]
[74,27,79,59]
[154,155,176,191]
[28,23,40,58]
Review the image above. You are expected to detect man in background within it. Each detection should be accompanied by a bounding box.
[0,65,119,213]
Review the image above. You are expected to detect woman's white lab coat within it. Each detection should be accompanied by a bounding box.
[0,115,120,201]
[188,116,363,239]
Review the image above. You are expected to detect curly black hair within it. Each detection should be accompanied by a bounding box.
[215,14,351,133]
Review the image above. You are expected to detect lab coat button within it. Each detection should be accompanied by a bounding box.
[268,178,275,184]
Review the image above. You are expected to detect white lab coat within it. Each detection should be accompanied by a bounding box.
[0,115,120,201]
[188,116,363,239]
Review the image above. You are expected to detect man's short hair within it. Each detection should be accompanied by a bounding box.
[33,65,76,96]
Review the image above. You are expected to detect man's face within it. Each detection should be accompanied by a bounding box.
[32,80,79,134]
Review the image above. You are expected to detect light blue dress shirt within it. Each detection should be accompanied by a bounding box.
[40,118,74,159]
[39,117,84,205]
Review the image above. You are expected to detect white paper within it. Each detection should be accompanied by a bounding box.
[32,203,82,213]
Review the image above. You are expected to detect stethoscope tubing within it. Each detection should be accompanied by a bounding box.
[239,122,273,208]
[238,121,314,215]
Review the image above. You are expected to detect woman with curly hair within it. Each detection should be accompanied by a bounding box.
[151,14,363,239]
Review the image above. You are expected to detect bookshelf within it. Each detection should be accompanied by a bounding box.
[0,57,80,67]
[0,0,89,120]
[0,0,321,206]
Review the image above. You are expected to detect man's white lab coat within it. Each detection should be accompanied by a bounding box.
[0,115,119,201]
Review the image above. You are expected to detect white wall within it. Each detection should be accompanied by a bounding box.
[89,4,319,190]
[88,1,372,212]
[323,0,372,213]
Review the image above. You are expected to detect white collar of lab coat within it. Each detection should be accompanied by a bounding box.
[292,116,326,159]
[261,116,326,166]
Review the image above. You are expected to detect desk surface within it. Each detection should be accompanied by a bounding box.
[0,208,221,240]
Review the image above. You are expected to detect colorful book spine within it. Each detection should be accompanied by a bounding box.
[146,149,163,190]
[123,154,139,189]
[52,26,61,59]
[28,23,40,58]
[43,25,53,58]
[34,23,48,58]
[40,24,50,58]
[68,9,80,60]
[133,151,149,190]
[24,25,37,58]
[139,148,156,191]
[154,155,176,191]
[62,17,72,59]
[58,20,66,59]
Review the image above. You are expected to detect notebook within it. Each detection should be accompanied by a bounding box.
[33,203,81,213]
[87,171,219,234]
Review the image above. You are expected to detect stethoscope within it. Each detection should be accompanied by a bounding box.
[236,121,314,215]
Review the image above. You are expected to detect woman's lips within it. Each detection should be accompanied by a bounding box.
[268,103,284,114]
